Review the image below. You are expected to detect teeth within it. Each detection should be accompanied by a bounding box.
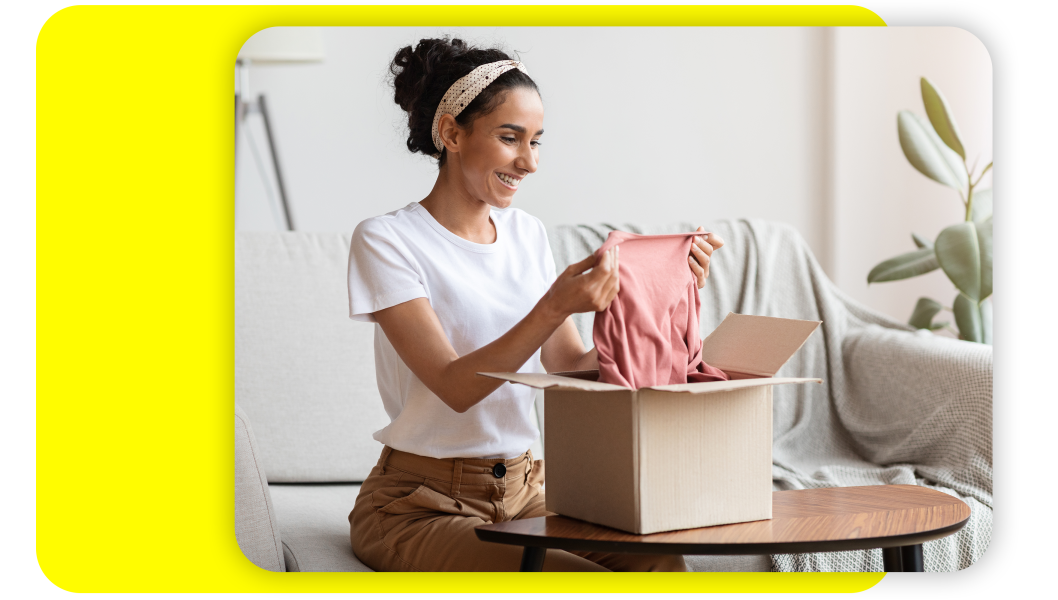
[498,173,519,187]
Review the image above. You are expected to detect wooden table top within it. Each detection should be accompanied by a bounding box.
[476,485,971,555]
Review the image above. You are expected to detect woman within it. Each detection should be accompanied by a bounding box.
[347,37,724,572]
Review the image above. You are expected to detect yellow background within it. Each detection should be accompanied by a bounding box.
[37,4,887,593]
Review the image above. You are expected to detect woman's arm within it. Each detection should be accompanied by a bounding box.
[540,318,597,373]
[374,246,619,414]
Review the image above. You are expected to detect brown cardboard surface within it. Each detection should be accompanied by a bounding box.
[637,387,773,533]
[700,312,821,377]
[477,371,630,392]
[543,389,640,532]
[644,376,822,394]
[482,371,822,395]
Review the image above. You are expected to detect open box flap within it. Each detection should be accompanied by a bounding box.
[643,376,823,394]
[477,372,631,392]
[700,313,822,377]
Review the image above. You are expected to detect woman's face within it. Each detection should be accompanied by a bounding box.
[450,87,544,209]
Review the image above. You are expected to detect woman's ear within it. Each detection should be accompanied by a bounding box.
[437,113,462,156]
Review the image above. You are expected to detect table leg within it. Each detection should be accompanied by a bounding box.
[519,546,546,572]
[882,547,903,572]
[900,544,924,572]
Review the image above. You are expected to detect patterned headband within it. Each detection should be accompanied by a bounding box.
[430,60,529,157]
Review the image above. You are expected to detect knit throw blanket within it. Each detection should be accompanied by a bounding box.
[546,219,992,572]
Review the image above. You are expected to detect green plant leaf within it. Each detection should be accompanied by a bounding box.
[911,232,932,249]
[971,188,992,222]
[921,77,966,159]
[898,111,968,190]
[980,297,992,345]
[977,214,992,300]
[953,292,982,342]
[929,321,950,331]
[909,297,944,329]
[867,247,940,283]
[935,222,982,301]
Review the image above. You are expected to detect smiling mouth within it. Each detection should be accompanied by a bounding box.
[495,172,521,189]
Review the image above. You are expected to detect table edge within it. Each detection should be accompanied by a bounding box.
[474,516,970,556]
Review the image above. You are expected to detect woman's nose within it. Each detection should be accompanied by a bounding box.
[515,143,538,174]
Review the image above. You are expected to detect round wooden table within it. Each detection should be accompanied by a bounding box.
[475,484,970,572]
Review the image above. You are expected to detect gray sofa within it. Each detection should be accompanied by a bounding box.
[234,219,992,572]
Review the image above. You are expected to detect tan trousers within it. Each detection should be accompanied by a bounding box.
[349,446,687,572]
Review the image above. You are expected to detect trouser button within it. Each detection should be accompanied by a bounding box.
[492,463,506,478]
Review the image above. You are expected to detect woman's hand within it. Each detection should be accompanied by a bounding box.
[539,247,619,374]
[688,225,724,289]
[542,246,621,320]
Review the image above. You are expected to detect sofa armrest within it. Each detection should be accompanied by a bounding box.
[235,404,286,572]
[839,325,992,487]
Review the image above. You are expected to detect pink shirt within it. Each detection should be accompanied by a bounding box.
[592,231,729,388]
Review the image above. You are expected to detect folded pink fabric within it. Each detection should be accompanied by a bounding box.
[592,231,729,388]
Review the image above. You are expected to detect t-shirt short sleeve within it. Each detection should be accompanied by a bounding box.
[542,229,558,285]
[347,218,428,323]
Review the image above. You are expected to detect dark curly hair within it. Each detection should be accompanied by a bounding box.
[389,37,539,166]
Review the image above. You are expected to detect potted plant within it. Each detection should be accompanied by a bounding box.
[867,77,992,344]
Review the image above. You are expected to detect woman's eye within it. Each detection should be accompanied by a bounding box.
[531,140,542,148]
[500,136,516,143]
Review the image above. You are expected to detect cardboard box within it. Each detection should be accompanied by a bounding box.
[480,312,822,534]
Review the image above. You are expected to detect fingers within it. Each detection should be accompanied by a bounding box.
[694,237,714,257]
[565,252,598,277]
[688,254,706,288]
[551,246,624,316]
[587,246,617,282]
[593,246,621,310]
[689,232,710,288]
[693,229,709,256]
[689,226,720,289]
[690,231,711,262]
[597,246,618,288]
[690,240,712,265]
[706,231,724,250]
[692,226,724,252]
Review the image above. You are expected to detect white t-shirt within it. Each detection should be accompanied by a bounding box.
[347,201,558,459]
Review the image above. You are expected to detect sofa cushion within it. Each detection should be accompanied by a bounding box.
[685,554,772,572]
[234,404,285,571]
[269,483,372,572]
[236,232,391,482]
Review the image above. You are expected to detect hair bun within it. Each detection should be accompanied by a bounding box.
[390,37,469,114]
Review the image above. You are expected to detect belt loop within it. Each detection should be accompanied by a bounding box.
[378,446,394,475]
[451,459,463,497]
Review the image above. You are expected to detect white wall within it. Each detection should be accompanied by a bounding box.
[235,26,992,326]
[236,27,829,261]
[829,26,992,328]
